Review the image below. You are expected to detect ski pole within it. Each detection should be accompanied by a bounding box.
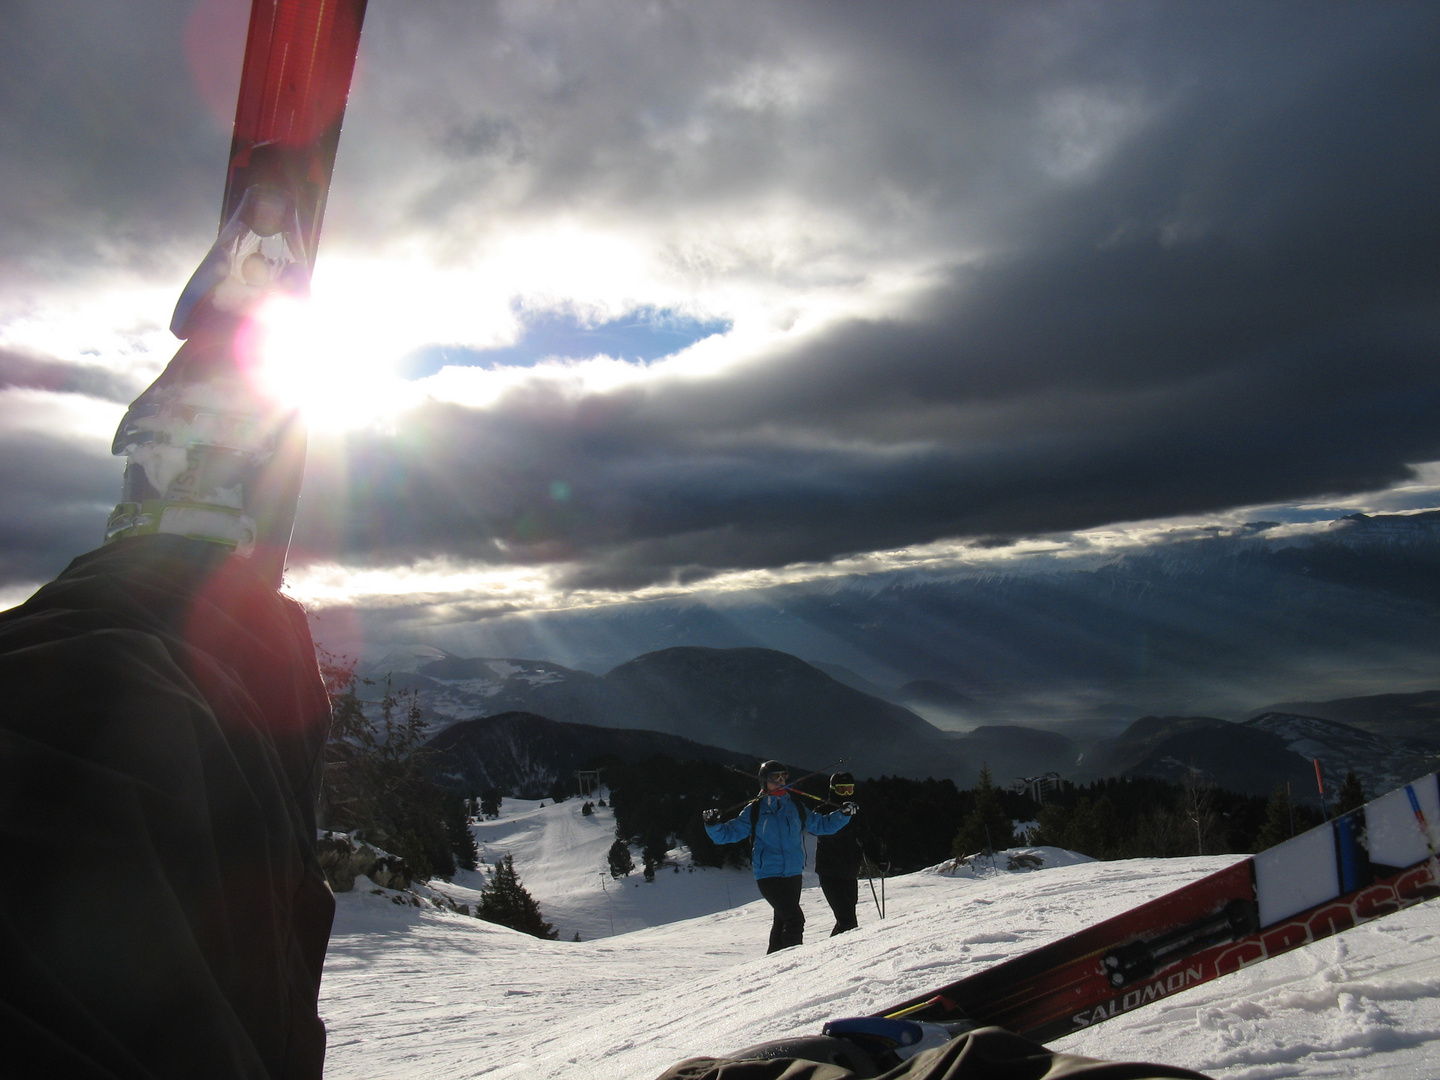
[708,781,830,821]
[711,795,761,820]
[788,788,830,803]
[866,862,882,917]
[789,760,846,789]
[708,760,846,820]
[725,759,846,792]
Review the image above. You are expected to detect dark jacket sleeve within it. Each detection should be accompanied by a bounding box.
[651,1026,1213,1080]
[0,536,334,1080]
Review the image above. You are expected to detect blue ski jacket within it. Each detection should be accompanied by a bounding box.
[706,792,851,879]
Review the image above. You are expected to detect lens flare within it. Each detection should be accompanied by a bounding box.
[248,293,414,432]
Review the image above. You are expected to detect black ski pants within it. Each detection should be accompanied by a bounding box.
[756,874,805,952]
[819,874,859,935]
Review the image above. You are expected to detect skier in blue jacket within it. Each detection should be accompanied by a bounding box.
[704,760,856,953]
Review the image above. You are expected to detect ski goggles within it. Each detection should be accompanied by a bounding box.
[831,783,855,795]
[764,771,789,783]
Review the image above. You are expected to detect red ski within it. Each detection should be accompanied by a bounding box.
[875,772,1440,1043]
[221,0,368,270]
[108,0,369,587]
[171,0,368,338]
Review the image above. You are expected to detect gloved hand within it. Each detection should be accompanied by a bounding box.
[842,802,858,816]
[703,808,722,825]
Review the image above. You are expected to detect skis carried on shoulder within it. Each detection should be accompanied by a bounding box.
[865,771,1440,1046]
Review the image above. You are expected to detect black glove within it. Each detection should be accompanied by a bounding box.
[703,808,721,825]
[841,802,858,816]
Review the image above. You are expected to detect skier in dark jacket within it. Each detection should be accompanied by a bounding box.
[704,760,855,952]
[815,771,864,935]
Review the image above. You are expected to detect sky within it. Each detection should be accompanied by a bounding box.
[317,794,1440,1079]
[3,1,1440,662]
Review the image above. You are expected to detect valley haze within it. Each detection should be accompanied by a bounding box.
[330,512,1440,772]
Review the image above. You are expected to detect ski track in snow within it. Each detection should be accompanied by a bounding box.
[319,798,1440,1080]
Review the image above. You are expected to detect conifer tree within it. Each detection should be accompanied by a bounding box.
[951,764,1016,857]
[1255,783,1296,850]
[641,830,670,874]
[479,854,557,939]
[1334,771,1367,817]
[607,838,635,878]
[445,791,479,871]
[317,655,456,879]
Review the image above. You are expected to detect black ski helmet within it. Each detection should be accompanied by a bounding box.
[758,759,787,779]
[830,771,854,790]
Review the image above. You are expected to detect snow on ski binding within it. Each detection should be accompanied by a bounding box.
[105,327,305,585]
[170,175,310,339]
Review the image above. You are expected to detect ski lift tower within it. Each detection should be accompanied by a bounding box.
[574,768,603,799]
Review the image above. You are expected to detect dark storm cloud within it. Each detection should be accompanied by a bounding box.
[331,4,1439,263]
[0,431,116,584]
[0,348,139,587]
[291,2,1440,588]
[0,348,144,403]
[6,2,1440,595]
[0,0,238,284]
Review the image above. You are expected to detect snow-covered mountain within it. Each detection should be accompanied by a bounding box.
[1098,712,1438,798]
[1247,689,1440,748]
[354,652,583,722]
[363,646,968,782]
[317,795,1440,1080]
[425,712,756,799]
[1244,712,1440,797]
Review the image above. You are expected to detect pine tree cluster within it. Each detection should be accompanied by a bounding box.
[950,765,1018,857]
[318,651,478,881]
[479,854,557,939]
[1031,776,1283,859]
[604,755,756,870]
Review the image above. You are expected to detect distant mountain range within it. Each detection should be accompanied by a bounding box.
[1096,710,1439,802]
[372,645,971,782]
[425,712,756,799]
[358,635,1438,800]
[1244,690,1440,746]
[337,510,1440,721]
[418,698,1435,807]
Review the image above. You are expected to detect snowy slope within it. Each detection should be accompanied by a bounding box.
[318,797,1440,1080]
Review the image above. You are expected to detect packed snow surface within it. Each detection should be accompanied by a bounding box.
[319,797,1440,1080]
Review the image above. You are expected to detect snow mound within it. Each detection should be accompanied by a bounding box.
[925,845,1095,876]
